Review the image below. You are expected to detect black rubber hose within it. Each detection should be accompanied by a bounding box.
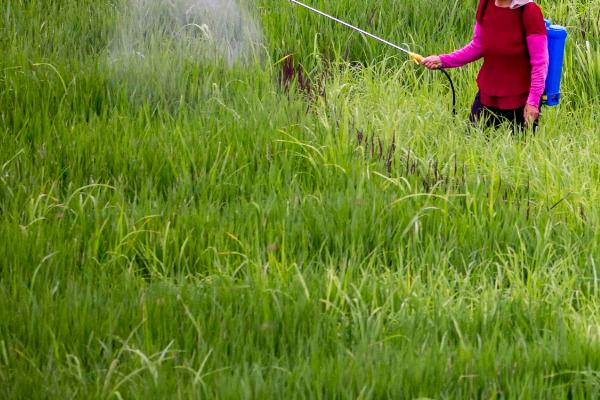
[437,68,456,116]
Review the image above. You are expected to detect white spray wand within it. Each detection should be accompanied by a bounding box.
[289,0,424,63]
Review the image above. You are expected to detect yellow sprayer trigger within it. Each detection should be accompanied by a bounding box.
[409,52,424,64]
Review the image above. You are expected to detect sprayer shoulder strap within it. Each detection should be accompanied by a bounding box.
[480,0,490,22]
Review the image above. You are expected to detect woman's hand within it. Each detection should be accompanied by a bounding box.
[524,104,539,125]
[421,55,442,70]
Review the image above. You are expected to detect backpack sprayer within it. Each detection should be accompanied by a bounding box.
[289,0,567,112]
[289,0,457,114]
[544,19,568,106]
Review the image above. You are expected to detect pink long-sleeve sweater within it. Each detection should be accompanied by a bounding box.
[440,22,549,108]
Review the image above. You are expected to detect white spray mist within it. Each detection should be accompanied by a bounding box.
[112,0,263,66]
[106,0,264,105]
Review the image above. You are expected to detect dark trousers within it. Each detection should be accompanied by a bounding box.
[469,92,539,132]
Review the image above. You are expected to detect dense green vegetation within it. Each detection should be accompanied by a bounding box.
[1,0,599,398]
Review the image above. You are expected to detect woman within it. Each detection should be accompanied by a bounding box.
[422,0,549,130]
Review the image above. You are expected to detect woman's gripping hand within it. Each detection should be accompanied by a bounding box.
[421,55,442,70]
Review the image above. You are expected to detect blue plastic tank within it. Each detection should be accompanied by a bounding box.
[544,19,568,106]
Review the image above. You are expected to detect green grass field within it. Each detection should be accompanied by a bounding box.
[1,0,599,398]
